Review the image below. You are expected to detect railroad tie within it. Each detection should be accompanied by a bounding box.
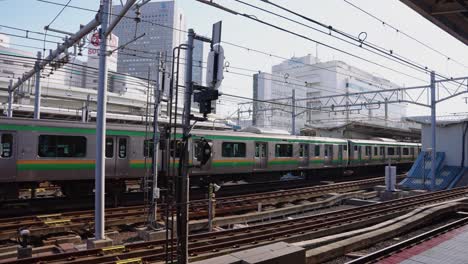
[102,245,126,255]
[115,257,142,264]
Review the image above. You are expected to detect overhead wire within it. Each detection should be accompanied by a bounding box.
[236,0,465,88]
[342,0,468,70]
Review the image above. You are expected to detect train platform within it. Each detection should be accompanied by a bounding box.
[380,221,468,264]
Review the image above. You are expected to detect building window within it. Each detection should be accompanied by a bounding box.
[1,134,13,158]
[38,135,86,158]
[275,144,293,157]
[222,142,246,157]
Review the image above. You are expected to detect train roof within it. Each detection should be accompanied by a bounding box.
[348,138,421,146]
[192,129,348,144]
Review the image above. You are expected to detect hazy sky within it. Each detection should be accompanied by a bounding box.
[1,0,467,118]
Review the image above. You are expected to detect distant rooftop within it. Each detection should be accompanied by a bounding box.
[406,114,468,126]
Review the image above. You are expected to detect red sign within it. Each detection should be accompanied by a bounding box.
[90,32,100,46]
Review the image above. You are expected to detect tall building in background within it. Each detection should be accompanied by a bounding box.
[113,0,186,85]
[253,54,407,134]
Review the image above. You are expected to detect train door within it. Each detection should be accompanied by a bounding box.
[116,137,129,177]
[338,145,343,165]
[193,139,213,170]
[380,146,386,161]
[0,132,16,181]
[358,146,362,163]
[106,136,130,177]
[324,144,333,165]
[299,144,309,167]
[255,142,268,169]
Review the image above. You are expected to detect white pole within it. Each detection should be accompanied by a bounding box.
[95,0,111,241]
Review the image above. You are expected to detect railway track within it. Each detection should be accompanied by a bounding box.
[0,177,389,241]
[2,186,467,264]
[0,174,394,218]
[347,216,468,264]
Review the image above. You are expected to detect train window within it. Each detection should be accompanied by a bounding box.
[118,138,127,158]
[403,148,409,155]
[105,137,114,158]
[222,142,246,157]
[255,144,260,157]
[380,147,385,156]
[324,144,332,157]
[388,147,395,156]
[397,147,401,155]
[354,145,358,151]
[374,147,378,156]
[314,145,320,157]
[143,139,154,158]
[38,135,86,158]
[299,144,309,157]
[365,146,371,156]
[1,134,13,158]
[410,148,415,155]
[275,144,292,157]
[343,145,347,151]
[170,140,182,158]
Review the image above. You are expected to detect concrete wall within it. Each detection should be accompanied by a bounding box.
[422,123,468,167]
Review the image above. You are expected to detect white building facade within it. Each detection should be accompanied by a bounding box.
[253,54,407,134]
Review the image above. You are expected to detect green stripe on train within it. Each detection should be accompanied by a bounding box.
[0,124,152,137]
[17,163,95,171]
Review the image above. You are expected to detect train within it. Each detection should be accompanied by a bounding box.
[0,117,421,199]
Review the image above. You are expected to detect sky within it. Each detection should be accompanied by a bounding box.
[1,0,467,119]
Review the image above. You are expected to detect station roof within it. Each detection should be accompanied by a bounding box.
[406,114,468,125]
[401,0,468,45]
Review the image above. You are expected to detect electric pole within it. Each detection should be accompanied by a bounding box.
[7,80,13,118]
[292,89,296,135]
[33,51,42,120]
[430,71,437,191]
[177,28,195,264]
[94,0,112,241]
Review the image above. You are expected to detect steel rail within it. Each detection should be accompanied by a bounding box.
[4,187,467,264]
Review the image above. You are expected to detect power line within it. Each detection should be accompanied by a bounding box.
[37,0,438,86]
[198,0,435,84]
[343,0,468,70]
[236,0,433,78]
[247,0,464,88]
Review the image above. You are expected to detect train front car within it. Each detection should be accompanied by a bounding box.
[0,117,151,200]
